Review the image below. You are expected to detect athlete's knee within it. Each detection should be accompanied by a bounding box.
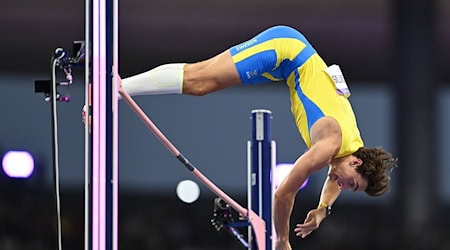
[182,53,240,96]
[183,80,216,96]
[182,72,217,96]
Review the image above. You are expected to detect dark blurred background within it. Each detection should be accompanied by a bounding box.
[0,0,449,249]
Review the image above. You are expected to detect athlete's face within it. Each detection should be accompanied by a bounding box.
[329,156,368,192]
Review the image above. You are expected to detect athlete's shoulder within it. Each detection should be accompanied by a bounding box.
[310,117,342,149]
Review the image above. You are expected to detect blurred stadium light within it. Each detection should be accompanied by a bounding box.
[2,150,35,178]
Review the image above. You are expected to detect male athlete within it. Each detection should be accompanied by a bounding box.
[87,25,397,250]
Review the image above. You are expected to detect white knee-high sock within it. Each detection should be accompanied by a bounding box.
[121,63,185,96]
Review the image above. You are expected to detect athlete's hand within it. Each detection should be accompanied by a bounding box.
[294,208,327,238]
[82,105,91,133]
[82,105,87,125]
[116,74,122,87]
[81,73,121,130]
[275,240,292,250]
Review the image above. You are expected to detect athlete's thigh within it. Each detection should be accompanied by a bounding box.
[185,56,216,72]
[185,50,242,89]
[208,50,242,87]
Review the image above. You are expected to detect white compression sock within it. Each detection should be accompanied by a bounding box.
[121,63,185,96]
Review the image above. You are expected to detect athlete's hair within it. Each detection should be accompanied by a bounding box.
[353,147,398,196]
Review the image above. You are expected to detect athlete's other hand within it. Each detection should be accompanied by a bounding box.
[294,208,327,238]
[81,73,121,130]
[81,104,92,133]
[82,104,87,125]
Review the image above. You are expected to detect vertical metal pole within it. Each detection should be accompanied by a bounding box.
[89,0,118,249]
[269,140,276,250]
[84,0,91,249]
[112,0,119,249]
[249,109,273,249]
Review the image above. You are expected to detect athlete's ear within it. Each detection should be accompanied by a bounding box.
[350,158,362,168]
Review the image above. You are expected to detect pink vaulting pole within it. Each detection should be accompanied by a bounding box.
[118,87,266,250]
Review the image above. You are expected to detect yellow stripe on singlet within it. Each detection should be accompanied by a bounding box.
[261,72,282,81]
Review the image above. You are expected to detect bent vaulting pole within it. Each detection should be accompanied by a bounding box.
[118,87,266,250]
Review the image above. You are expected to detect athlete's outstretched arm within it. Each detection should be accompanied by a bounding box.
[273,139,337,249]
[318,170,342,207]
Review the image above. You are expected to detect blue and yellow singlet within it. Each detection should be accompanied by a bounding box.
[229,25,364,157]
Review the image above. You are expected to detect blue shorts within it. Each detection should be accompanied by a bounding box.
[229,25,317,85]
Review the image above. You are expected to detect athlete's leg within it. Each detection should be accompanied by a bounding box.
[183,50,241,96]
[120,50,240,97]
[184,56,216,72]
[120,62,185,96]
